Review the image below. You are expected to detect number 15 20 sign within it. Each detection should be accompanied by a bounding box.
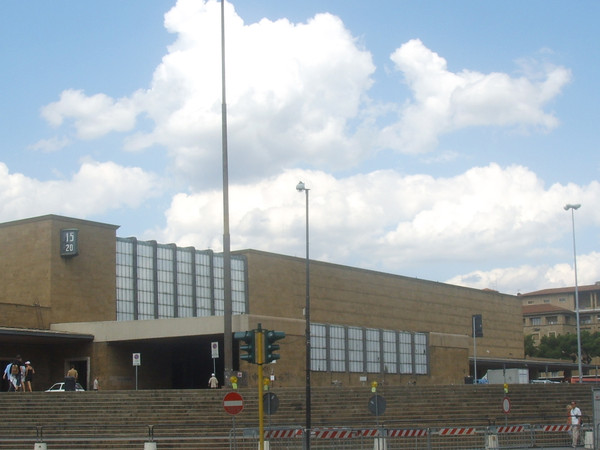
[60,229,79,257]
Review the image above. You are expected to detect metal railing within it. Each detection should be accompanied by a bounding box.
[0,422,592,449]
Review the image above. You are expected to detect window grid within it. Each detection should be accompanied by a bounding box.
[310,324,428,376]
[382,330,397,374]
[177,249,194,318]
[116,240,135,321]
[329,325,346,372]
[348,327,364,373]
[116,238,247,321]
[366,328,381,373]
[414,333,428,374]
[311,324,327,371]
[136,242,155,320]
[156,245,175,318]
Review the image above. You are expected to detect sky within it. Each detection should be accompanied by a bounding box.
[2,0,600,296]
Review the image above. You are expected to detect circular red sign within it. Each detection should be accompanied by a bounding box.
[223,392,244,415]
[502,396,511,414]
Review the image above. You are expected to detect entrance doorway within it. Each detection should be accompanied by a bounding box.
[65,358,89,390]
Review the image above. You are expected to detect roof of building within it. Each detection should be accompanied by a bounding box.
[521,284,600,297]
[522,304,574,315]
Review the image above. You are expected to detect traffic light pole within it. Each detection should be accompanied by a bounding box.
[257,326,265,450]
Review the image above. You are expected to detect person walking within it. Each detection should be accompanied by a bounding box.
[23,361,35,392]
[570,400,582,448]
[208,373,219,389]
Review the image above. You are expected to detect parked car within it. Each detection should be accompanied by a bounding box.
[45,382,85,392]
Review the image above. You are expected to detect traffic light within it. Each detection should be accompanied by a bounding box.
[472,314,483,338]
[264,330,285,363]
[234,330,256,364]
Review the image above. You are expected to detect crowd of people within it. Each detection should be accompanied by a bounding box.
[2,355,35,392]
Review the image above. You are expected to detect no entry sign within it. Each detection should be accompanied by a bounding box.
[223,391,244,415]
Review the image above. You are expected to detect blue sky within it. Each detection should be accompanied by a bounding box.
[1,0,599,295]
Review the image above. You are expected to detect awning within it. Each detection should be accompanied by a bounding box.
[0,327,94,345]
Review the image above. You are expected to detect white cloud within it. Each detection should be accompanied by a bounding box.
[381,39,572,153]
[38,3,571,191]
[448,252,600,295]
[28,136,71,153]
[41,89,138,139]
[0,161,160,220]
[152,163,600,294]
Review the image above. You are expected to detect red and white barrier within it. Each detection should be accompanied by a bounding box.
[496,425,524,433]
[265,428,302,439]
[360,428,381,437]
[438,427,475,436]
[388,429,428,437]
[313,428,359,439]
[542,424,571,432]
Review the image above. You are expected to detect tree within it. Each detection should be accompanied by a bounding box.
[525,331,600,362]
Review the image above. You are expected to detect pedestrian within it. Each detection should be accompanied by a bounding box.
[570,400,582,447]
[208,373,219,389]
[93,376,99,391]
[3,357,21,392]
[24,361,35,392]
[67,365,78,380]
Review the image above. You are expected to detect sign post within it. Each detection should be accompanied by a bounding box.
[224,391,244,449]
[211,341,219,375]
[223,391,244,415]
[132,353,141,390]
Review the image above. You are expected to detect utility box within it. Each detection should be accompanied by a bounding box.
[485,369,529,384]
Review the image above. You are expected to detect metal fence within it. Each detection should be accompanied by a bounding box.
[0,423,592,449]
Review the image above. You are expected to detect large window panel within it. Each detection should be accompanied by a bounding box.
[414,332,428,374]
[382,330,397,374]
[366,328,381,373]
[348,327,364,373]
[311,323,327,371]
[115,238,248,321]
[399,331,413,374]
[329,325,346,372]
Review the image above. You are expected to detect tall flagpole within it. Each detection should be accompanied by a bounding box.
[221,0,233,381]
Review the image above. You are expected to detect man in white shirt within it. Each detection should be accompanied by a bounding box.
[570,401,582,447]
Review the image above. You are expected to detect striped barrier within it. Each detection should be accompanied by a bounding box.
[496,425,524,433]
[388,428,428,437]
[542,424,571,432]
[313,428,359,439]
[359,428,381,437]
[264,428,302,439]
[438,427,476,436]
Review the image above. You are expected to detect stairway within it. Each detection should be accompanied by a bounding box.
[0,383,593,449]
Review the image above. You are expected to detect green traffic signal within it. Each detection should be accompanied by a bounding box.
[234,330,256,364]
[264,330,285,363]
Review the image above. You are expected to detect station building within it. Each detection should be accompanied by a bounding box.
[0,215,526,391]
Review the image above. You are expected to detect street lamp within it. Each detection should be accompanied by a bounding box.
[296,180,311,449]
[564,203,582,383]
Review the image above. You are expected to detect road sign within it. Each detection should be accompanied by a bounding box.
[368,394,387,415]
[223,391,244,415]
[211,341,219,359]
[132,353,141,366]
[502,396,511,414]
[263,392,279,415]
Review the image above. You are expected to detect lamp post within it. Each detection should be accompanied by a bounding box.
[296,181,311,449]
[564,203,582,383]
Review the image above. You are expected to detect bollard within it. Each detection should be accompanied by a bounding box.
[485,434,499,449]
[373,437,387,450]
[584,431,593,449]
[34,444,47,450]
[144,442,157,450]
